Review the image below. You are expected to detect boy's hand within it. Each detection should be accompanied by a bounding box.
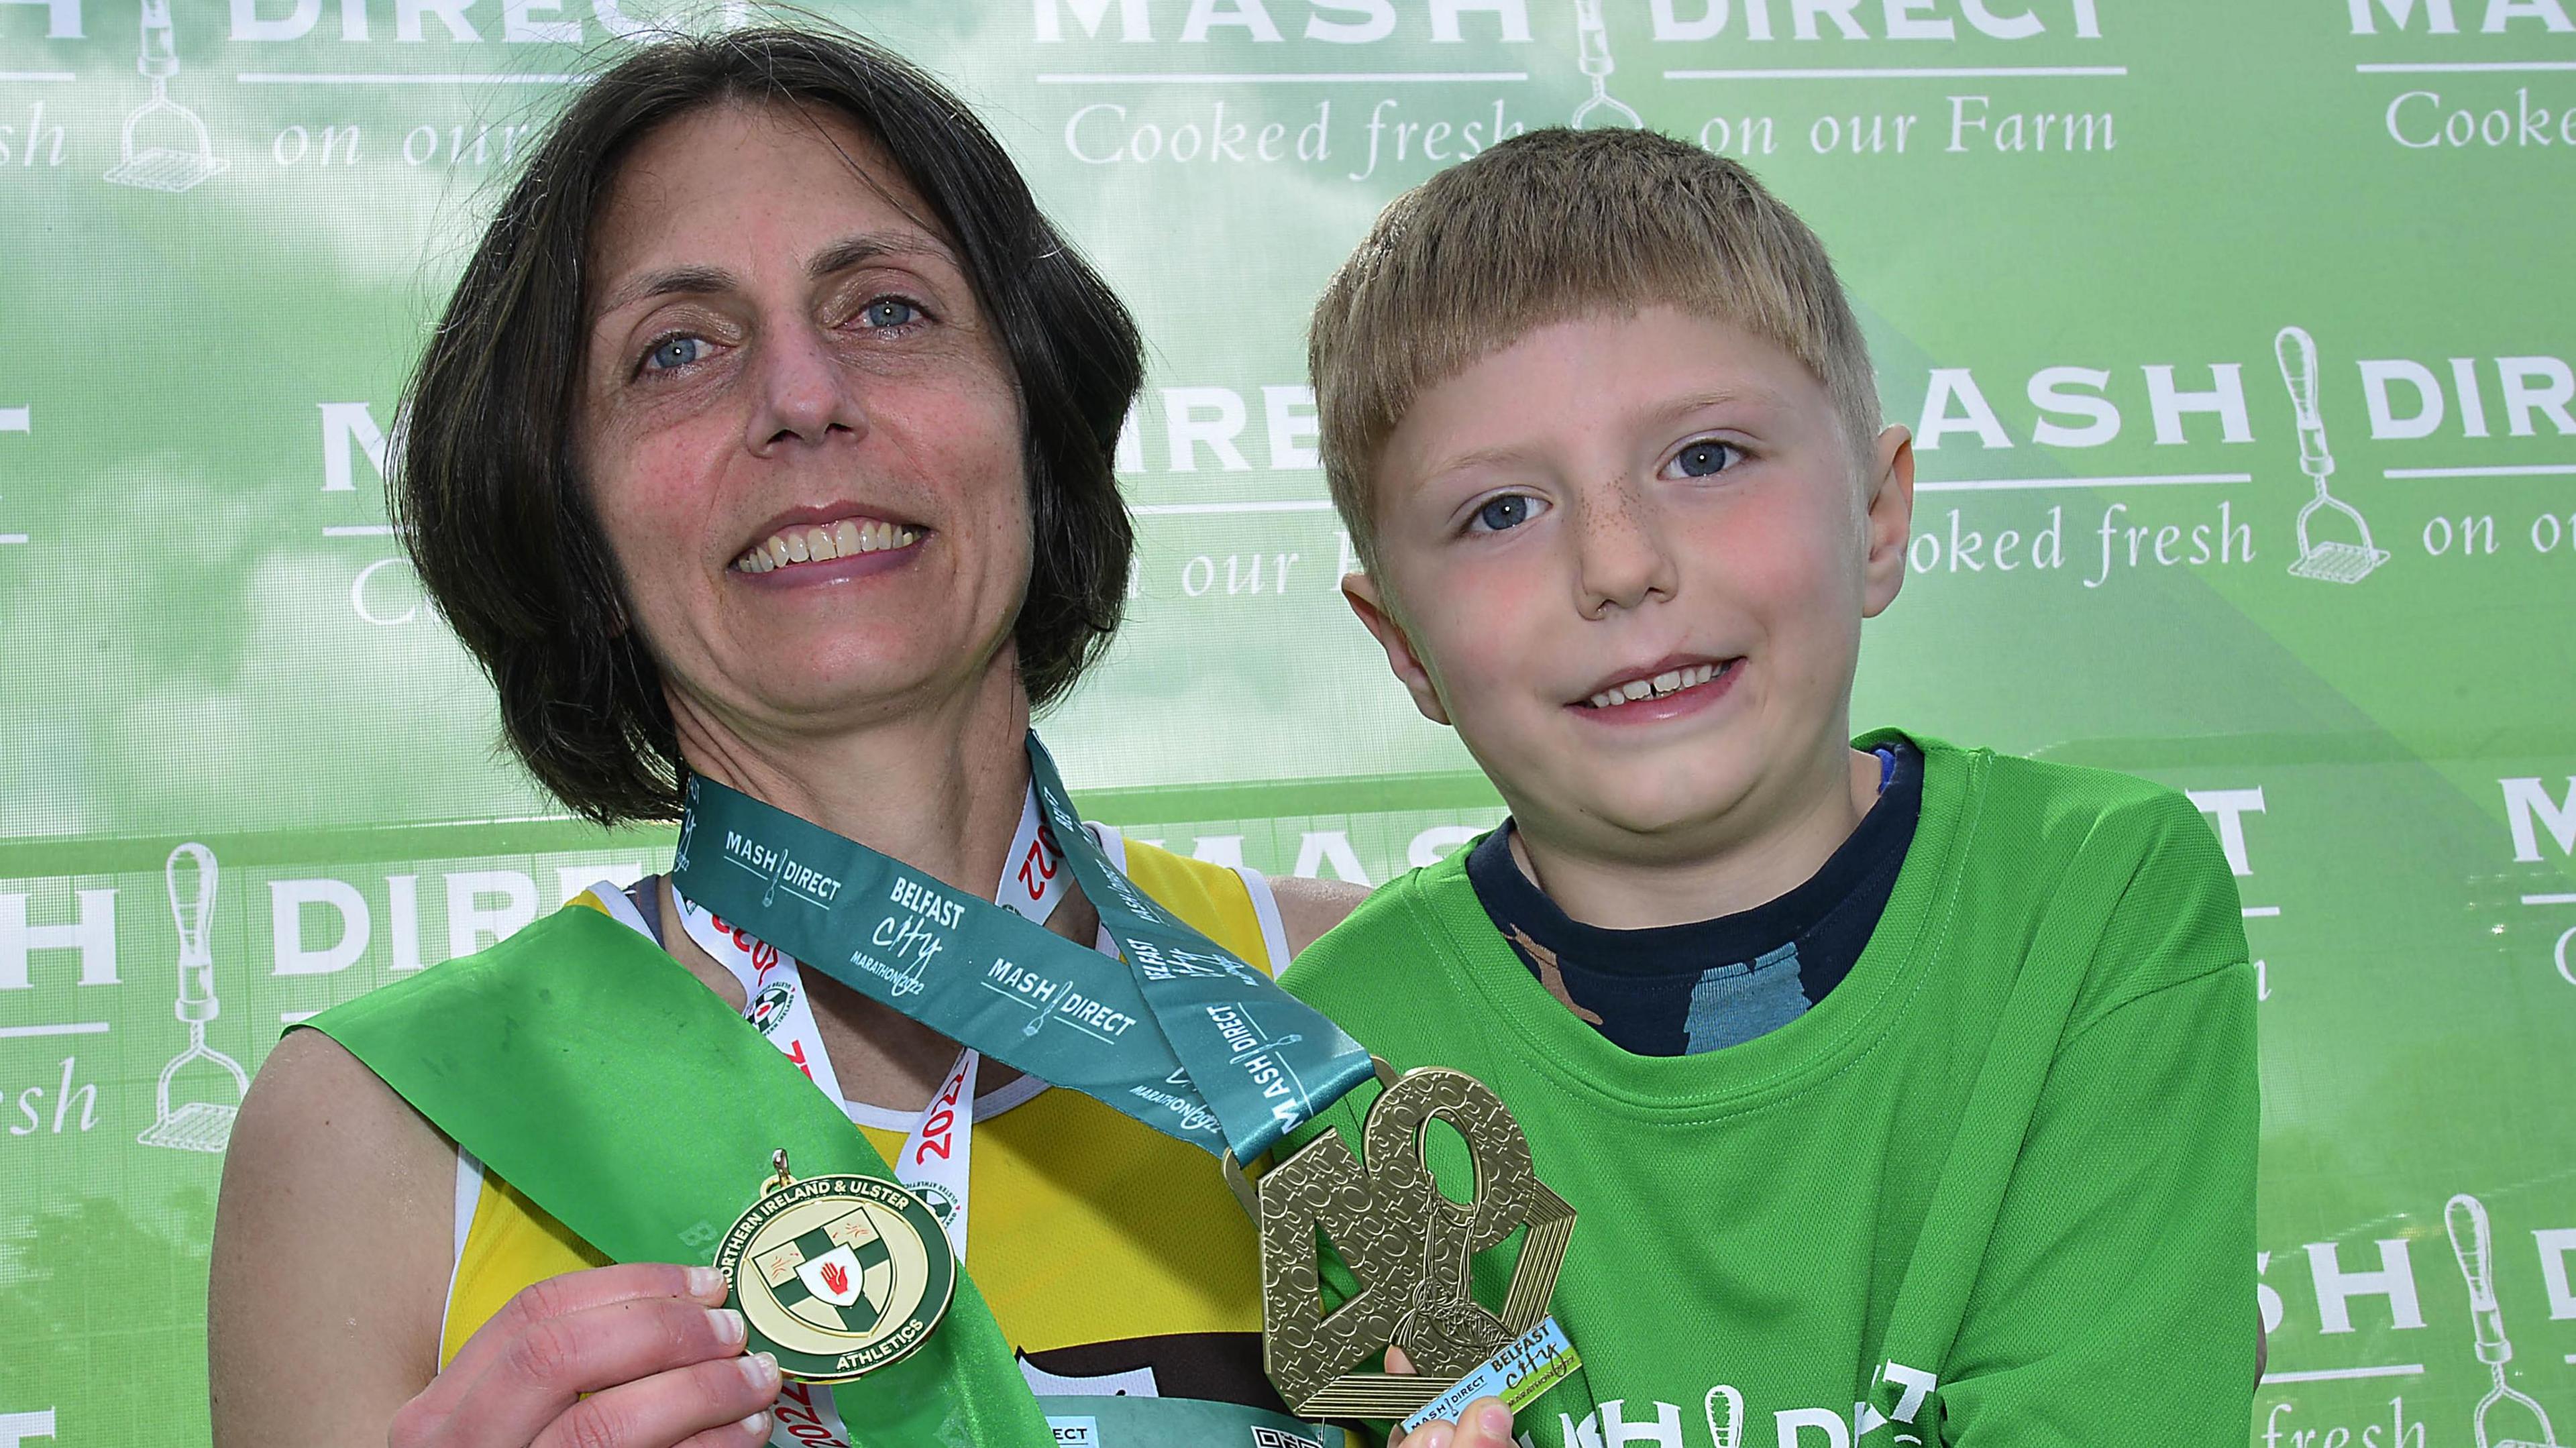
[1383,1345,1516,1448]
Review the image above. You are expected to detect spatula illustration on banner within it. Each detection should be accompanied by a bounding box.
[138,843,248,1153]
[2274,325,2389,585]
[2446,1193,2563,1448]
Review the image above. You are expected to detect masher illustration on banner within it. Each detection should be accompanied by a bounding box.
[2274,325,2388,585]
[104,0,229,193]
[138,842,248,1153]
[1569,0,1641,129]
[2446,1193,2563,1448]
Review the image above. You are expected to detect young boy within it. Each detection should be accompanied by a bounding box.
[1280,127,2257,1447]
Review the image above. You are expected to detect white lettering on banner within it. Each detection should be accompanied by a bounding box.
[1292,830,1372,886]
[7,1057,99,1135]
[1165,386,1252,472]
[2503,777,2576,860]
[1189,835,1246,867]
[2386,88,2576,150]
[2353,0,2460,30]
[2259,1249,2286,1334]
[0,1,78,38]
[2188,788,2267,877]
[1066,100,1337,166]
[2145,364,2254,446]
[1917,370,2015,451]
[1349,98,1526,178]
[445,871,536,959]
[270,878,370,976]
[2306,1238,2428,1334]
[320,402,390,493]
[2354,0,2576,27]
[232,0,742,42]
[2028,367,2121,448]
[2258,1398,2430,1448]
[2537,1228,2576,1319]
[2079,500,2254,588]
[388,873,422,972]
[1035,0,1527,41]
[1264,386,1320,470]
[1945,96,2114,154]
[0,1410,56,1448]
[0,890,117,990]
[1038,0,1154,41]
[0,103,68,168]
[1652,0,2098,39]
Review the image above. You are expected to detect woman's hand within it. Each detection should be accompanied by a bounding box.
[210,1032,775,1448]
[388,1262,781,1448]
[1384,1346,1517,1448]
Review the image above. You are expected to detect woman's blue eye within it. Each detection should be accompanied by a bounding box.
[1673,440,1739,478]
[860,298,922,329]
[644,335,705,372]
[1472,494,1542,533]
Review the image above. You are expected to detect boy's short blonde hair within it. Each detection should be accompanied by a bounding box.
[1309,127,1882,573]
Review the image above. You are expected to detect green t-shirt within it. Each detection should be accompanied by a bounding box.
[1279,734,2258,1447]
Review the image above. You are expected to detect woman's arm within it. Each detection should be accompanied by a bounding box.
[1271,875,1373,958]
[211,1029,778,1448]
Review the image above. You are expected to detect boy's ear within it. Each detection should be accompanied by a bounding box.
[1342,571,1452,727]
[1860,424,1916,618]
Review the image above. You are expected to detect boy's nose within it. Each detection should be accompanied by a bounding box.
[1572,481,1680,617]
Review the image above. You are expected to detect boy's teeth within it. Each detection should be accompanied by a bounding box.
[1586,661,1726,709]
[733,520,920,573]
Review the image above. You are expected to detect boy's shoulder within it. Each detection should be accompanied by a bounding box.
[1277,844,1480,1013]
[1904,733,2249,1023]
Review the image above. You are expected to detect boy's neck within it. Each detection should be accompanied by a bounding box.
[1509,744,1888,932]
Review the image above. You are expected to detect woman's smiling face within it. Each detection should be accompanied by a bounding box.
[578,99,1030,744]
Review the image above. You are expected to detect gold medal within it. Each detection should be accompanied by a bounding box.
[714,1150,956,1384]
[1227,1064,1577,1419]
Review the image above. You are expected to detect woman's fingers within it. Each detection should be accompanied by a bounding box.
[430,1262,731,1407]
[528,1352,784,1448]
[432,1292,758,1447]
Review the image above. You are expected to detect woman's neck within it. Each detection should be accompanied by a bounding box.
[672,665,1034,899]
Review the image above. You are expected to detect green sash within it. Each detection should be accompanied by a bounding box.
[307,903,1054,1448]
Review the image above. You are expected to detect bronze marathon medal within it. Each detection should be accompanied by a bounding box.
[716,1151,957,1384]
[1228,1062,1579,1421]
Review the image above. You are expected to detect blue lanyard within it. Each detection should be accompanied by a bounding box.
[670,732,1373,1163]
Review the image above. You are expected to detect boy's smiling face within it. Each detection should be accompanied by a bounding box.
[1347,306,1913,869]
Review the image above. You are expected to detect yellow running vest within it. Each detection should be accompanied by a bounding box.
[437,834,1296,1409]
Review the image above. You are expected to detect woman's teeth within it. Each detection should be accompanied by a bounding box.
[1585,661,1723,710]
[733,519,918,574]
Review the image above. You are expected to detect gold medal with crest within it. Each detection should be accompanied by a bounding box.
[714,1151,956,1384]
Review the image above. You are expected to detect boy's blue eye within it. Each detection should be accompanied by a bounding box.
[859,297,923,329]
[1672,440,1741,478]
[1472,494,1544,533]
[643,335,706,372]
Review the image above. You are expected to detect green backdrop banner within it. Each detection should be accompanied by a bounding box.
[3,2,2572,1445]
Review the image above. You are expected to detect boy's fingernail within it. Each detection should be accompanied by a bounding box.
[739,1350,778,1388]
[709,1307,747,1347]
[740,1408,773,1436]
[1476,1402,1514,1435]
[688,1264,727,1298]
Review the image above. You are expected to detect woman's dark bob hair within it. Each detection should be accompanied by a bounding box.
[396,25,1142,826]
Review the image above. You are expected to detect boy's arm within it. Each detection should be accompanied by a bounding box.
[1936,810,2260,1445]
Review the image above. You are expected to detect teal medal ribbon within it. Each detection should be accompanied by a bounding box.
[669,731,1376,1164]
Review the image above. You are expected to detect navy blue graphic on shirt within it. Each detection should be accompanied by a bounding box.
[1467,740,1923,1056]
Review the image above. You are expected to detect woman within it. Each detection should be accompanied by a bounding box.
[209,28,1369,1447]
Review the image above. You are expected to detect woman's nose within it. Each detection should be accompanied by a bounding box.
[745,321,863,453]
